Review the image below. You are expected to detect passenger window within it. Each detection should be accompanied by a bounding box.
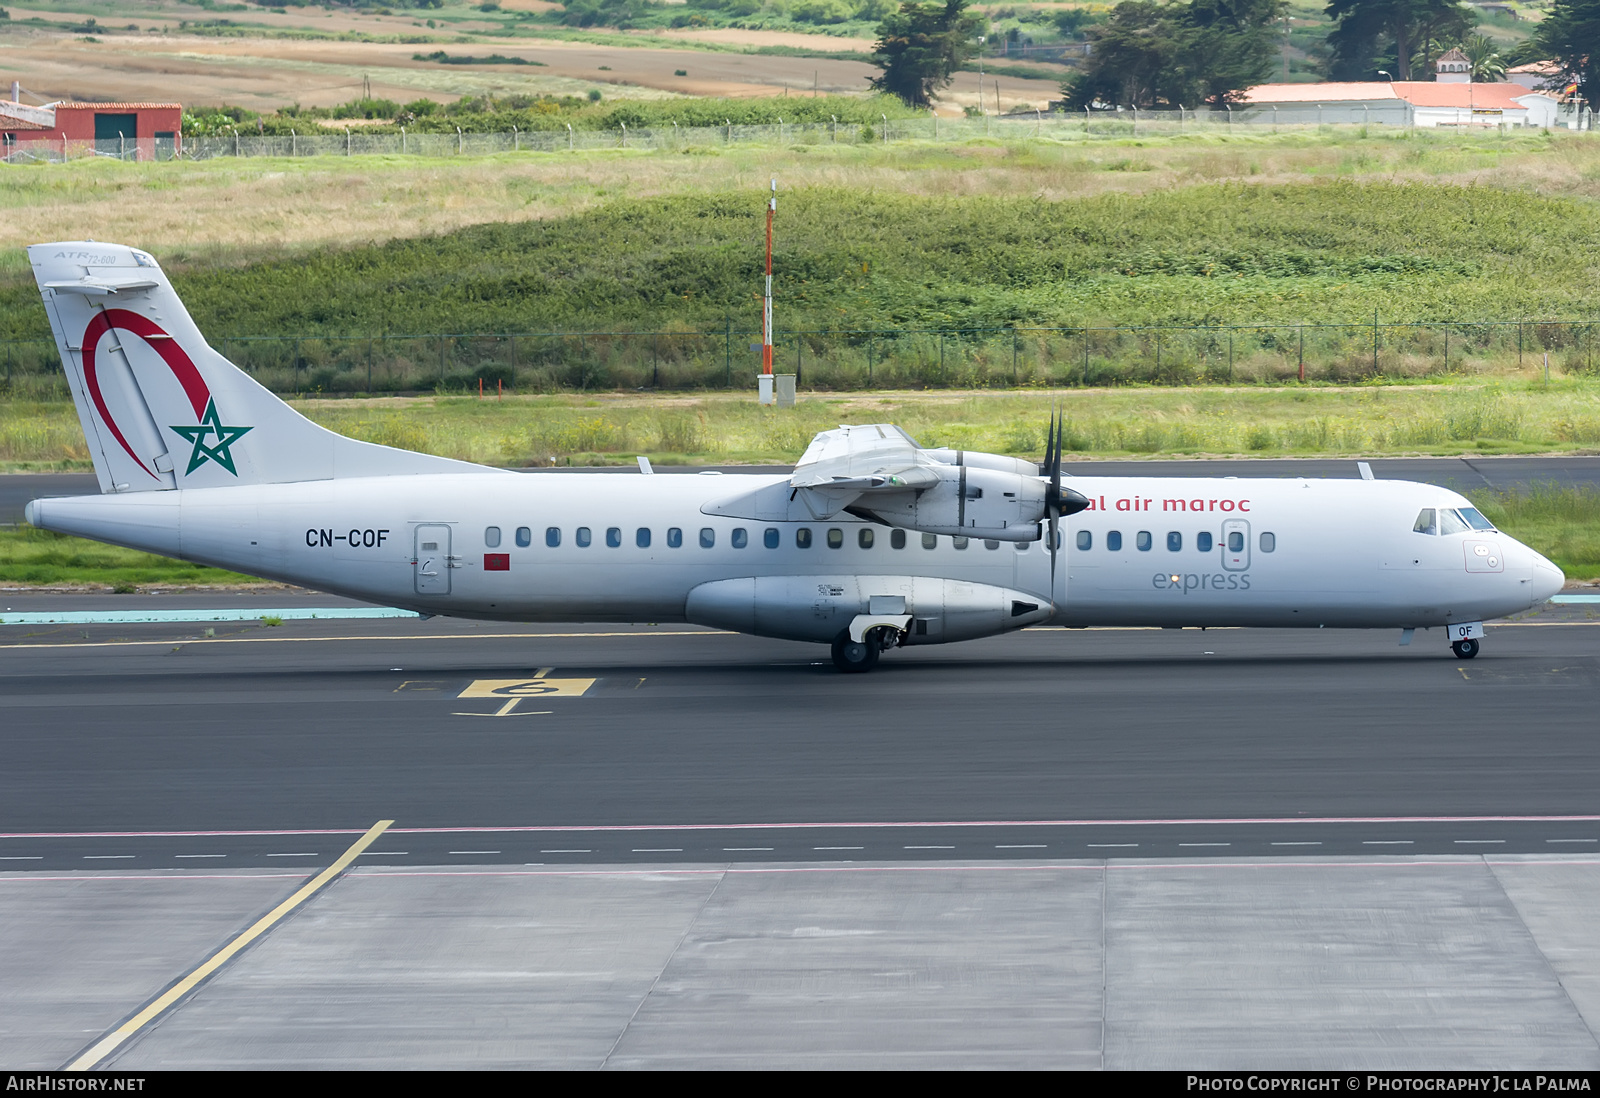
[922,533,937,549]
[576,527,591,548]
[1412,508,1437,536]
[796,528,813,549]
[1197,531,1213,553]
[636,527,651,548]
[485,526,501,549]
[667,527,683,548]
[545,527,560,548]
[732,528,748,549]
[606,527,622,548]
[515,526,531,548]
[764,528,779,549]
[890,529,906,549]
[858,528,874,549]
[827,528,843,549]
[1076,530,1092,551]
[1228,531,1244,553]
[1260,532,1275,553]
[984,539,999,550]
[953,536,969,550]
[1459,506,1495,531]
[1440,509,1469,535]
[1107,530,1123,552]
[1136,531,1152,552]
[1167,531,1182,552]
[699,527,716,549]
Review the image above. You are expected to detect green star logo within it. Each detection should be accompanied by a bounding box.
[169,399,253,476]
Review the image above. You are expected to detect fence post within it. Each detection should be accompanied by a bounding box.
[1228,330,1233,382]
[1373,309,1379,374]
[401,126,406,154]
[439,335,447,387]
[1298,325,1304,382]
[510,334,517,389]
[652,330,658,387]
[513,126,519,152]
[725,316,731,388]
[367,337,373,392]
[867,330,873,385]
[1443,325,1448,372]
[1083,326,1090,385]
[291,129,296,157]
[797,335,803,387]
[1518,321,1523,367]
[1012,327,1018,386]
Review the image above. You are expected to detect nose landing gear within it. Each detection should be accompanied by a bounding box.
[1451,637,1480,659]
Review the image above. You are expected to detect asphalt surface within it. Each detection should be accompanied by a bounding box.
[3,607,1597,868]
[3,455,1597,525]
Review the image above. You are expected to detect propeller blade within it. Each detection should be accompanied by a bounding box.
[1047,404,1060,590]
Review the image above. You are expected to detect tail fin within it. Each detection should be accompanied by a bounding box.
[29,241,496,493]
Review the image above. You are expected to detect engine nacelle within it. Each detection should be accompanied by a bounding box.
[853,465,1046,542]
[919,448,1042,479]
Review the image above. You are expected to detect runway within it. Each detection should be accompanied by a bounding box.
[2,607,1597,867]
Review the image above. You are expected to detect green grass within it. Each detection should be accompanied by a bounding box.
[8,176,1599,345]
[1475,487,1600,581]
[0,526,260,588]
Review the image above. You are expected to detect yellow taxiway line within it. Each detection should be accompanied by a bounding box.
[65,819,393,1071]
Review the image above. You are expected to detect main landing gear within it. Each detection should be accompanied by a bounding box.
[831,626,903,673]
[1451,637,1480,659]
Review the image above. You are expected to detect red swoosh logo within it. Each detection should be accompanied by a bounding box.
[81,310,211,480]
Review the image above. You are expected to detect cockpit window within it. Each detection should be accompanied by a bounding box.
[1412,508,1437,536]
[1440,508,1469,535]
[1458,506,1496,531]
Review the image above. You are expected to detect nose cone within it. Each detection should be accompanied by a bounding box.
[1531,551,1565,604]
[23,499,39,527]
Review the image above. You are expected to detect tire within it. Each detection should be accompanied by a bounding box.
[831,629,881,674]
[1451,638,1480,659]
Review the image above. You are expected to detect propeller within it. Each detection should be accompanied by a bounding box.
[1041,405,1090,591]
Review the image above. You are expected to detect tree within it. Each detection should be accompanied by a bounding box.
[1060,0,1283,110]
[1323,0,1476,81]
[1530,0,1600,98]
[869,0,984,108]
[1460,33,1506,81]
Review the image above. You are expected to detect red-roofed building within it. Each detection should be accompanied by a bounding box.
[1240,80,1559,128]
[1,97,182,160]
[1236,47,1568,129]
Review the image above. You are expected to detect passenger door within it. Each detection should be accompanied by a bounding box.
[415,524,451,595]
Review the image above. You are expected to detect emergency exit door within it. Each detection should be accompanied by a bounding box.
[415,524,451,595]
[1221,519,1250,571]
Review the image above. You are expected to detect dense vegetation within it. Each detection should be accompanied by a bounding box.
[183,93,922,136]
[5,179,1597,342]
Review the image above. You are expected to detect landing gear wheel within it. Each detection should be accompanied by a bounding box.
[1452,638,1480,659]
[831,629,881,674]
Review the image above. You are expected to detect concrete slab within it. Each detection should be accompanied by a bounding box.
[0,870,306,1069]
[113,867,723,1070]
[1103,858,1600,1070]
[604,863,1106,1069]
[1487,857,1600,1049]
[12,858,1600,1069]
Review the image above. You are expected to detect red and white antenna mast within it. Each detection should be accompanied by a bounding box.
[763,177,775,377]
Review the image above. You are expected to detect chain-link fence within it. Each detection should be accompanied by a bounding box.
[8,104,1594,164]
[5,320,1598,398]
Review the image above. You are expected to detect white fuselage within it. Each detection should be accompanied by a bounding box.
[28,470,1564,643]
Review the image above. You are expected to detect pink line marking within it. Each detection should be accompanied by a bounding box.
[3,814,1598,841]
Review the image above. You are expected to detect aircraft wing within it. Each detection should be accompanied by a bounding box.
[788,424,943,518]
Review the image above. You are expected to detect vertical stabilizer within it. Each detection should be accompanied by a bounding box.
[29,241,501,493]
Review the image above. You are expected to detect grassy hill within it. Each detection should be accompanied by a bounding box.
[5,179,1597,343]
